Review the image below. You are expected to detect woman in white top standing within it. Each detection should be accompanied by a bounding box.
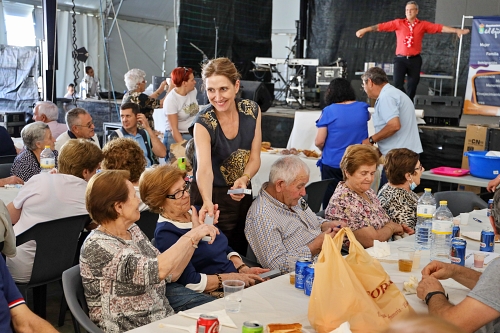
[163,67,199,157]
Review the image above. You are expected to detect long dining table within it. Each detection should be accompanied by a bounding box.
[127,212,495,332]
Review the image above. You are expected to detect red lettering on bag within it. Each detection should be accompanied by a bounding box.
[368,280,394,299]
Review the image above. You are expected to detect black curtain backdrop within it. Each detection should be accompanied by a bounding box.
[178,0,272,80]
[307,0,471,96]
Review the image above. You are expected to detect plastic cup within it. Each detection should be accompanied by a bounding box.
[460,212,469,225]
[287,256,297,285]
[474,252,486,268]
[222,280,245,313]
[398,247,415,272]
[412,250,421,271]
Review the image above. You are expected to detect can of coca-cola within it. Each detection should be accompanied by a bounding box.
[196,314,219,333]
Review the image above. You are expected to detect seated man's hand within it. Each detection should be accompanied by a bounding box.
[421,260,455,280]
[243,267,269,275]
[416,275,445,300]
[322,220,346,232]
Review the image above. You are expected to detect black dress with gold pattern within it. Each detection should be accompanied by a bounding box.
[189,98,259,254]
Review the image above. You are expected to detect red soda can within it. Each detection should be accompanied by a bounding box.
[197,314,219,333]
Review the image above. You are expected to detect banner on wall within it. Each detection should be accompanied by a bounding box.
[464,16,500,116]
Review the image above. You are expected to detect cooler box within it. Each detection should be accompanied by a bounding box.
[464,151,500,179]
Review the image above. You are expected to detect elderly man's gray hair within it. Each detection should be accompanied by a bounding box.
[21,121,49,151]
[124,68,146,91]
[361,67,389,86]
[406,1,419,10]
[65,108,88,129]
[269,155,310,185]
[36,101,59,121]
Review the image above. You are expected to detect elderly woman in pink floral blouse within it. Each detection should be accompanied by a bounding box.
[325,145,413,248]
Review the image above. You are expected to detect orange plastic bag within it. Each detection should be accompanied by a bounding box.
[308,228,414,333]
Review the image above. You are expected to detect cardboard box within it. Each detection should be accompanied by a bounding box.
[457,184,481,194]
[462,124,489,169]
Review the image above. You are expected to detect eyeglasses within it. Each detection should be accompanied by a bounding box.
[166,181,191,200]
[75,121,94,129]
[414,164,424,171]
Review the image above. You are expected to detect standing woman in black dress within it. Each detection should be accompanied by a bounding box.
[189,58,262,254]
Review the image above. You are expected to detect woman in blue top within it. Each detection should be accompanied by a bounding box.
[140,165,268,296]
[315,78,370,209]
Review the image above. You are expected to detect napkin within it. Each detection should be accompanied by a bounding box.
[330,322,352,333]
[365,240,391,258]
[178,309,237,328]
[486,151,500,157]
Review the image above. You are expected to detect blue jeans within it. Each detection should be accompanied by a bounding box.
[163,131,192,158]
[165,282,215,312]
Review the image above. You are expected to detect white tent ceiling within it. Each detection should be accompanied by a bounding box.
[10,0,175,26]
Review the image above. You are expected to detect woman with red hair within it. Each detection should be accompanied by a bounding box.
[162,67,199,157]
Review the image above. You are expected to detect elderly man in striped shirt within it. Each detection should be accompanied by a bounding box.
[245,155,346,273]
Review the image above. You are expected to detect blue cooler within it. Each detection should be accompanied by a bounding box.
[464,151,500,179]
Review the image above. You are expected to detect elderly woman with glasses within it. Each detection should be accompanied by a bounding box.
[81,170,219,332]
[162,67,198,157]
[123,68,168,127]
[377,148,424,230]
[10,121,58,182]
[140,165,268,297]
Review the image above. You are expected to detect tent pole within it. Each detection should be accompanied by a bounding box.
[455,15,473,97]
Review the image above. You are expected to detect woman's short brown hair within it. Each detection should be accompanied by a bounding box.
[202,57,241,86]
[101,138,147,183]
[385,148,420,185]
[58,139,103,179]
[86,170,130,224]
[139,165,186,214]
[340,144,380,180]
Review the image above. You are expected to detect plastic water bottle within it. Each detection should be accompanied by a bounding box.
[415,188,436,250]
[40,146,55,172]
[430,200,454,262]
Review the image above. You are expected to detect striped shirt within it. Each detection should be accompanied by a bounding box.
[245,183,326,273]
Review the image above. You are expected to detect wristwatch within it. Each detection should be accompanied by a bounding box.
[424,291,448,305]
[368,136,375,144]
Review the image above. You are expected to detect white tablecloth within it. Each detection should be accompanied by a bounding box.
[126,217,488,333]
[251,151,321,195]
[0,187,19,204]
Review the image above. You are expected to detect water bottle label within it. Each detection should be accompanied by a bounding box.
[40,158,55,169]
[432,220,452,234]
[417,205,436,216]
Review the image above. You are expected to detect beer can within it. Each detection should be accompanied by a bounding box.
[295,258,311,290]
[480,229,495,252]
[452,225,461,238]
[242,321,264,333]
[304,264,315,296]
[487,199,494,217]
[197,314,219,333]
[450,238,466,266]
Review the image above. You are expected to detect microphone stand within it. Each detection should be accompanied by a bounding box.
[190,42,209,64]
[213,18,219,58]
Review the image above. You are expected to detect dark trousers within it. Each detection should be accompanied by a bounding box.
[393,55,422,102]
[165,282,215,312]
[320,164,343,210]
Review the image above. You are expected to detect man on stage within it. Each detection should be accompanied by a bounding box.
[356,1,469,101]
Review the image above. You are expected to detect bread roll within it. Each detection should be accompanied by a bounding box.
[267,323,302,333]
[261,141,271,149]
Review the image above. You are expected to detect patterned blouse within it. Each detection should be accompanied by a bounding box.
[11,149,58,182]
[80,224,173,333]
[325,181,390,247]
[377,184,419,229]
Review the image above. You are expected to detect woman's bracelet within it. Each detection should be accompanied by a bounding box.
[236,263,247,272]
[215,274,223,290]
[182,235,198,249]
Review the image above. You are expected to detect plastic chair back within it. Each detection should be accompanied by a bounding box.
[305,178,339,213]
[135,210,159,241]
[434,191,487,216]
[62,265,105,333]
[16,214,90,287]
[0,163,12,179]
[0,155,16,164]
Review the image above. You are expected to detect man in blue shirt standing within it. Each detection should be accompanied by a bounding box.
[109,102,166,167]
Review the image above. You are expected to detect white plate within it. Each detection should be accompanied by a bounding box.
[461,231,500,243]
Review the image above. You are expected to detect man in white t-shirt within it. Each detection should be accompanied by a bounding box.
[162,67,199,157]
[6,139,103,283]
